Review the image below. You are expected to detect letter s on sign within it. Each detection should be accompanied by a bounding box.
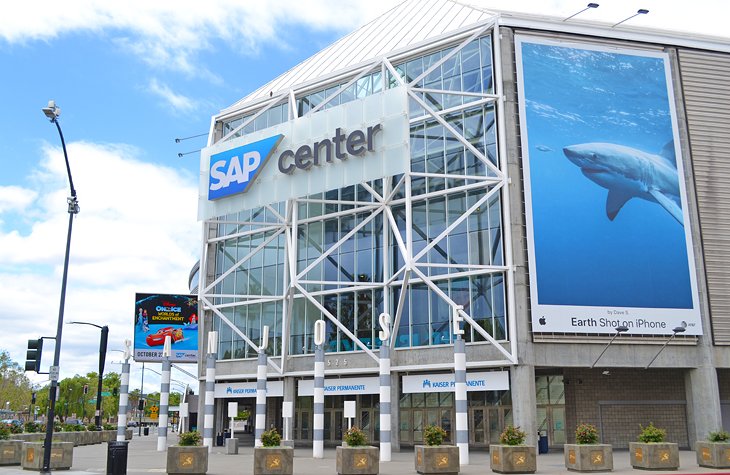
[209,160,228,191]
[378,313,391,342]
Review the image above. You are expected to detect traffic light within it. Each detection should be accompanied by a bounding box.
[31,392,36,404]
[83,384,88,395]
[138,399,145,411]
[24,339,43,372]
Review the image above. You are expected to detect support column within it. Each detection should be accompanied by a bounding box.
[283,377,295,444]
[116,359,130,441]
[390,371,401,451]
[454,337,468,465]
[510,364,537,444]
[313,344,325,458]
[379,343,391,461]
[157,337,171,451]
[203,331,217,451]
[255,350,268,447]
[685,366,722,448]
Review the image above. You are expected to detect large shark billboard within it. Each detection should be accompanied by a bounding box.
[516,36,702,335]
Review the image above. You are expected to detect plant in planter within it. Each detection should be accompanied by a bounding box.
[564,423,613,472]
[415,425,459,475]
[0,424,23,466]
[630,422,678,470]
[696,429,730,468]
[254,428,293,475]
[490,425,536,474]
[167,431,208,475]
[337,427,379,475]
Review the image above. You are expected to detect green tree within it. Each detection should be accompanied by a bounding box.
[0,350,34,414]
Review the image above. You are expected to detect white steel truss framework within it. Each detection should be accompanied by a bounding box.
[198,22,518,377]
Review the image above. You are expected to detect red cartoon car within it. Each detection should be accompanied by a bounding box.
[146,327,184,346]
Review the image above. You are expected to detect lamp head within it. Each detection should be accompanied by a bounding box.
[42,100,60,121]
[615,325,629,333]
[672,326,686,334]
[588,3,599,8]
[637,8,649,14]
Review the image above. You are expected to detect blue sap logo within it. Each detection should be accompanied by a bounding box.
[208,134,284,200]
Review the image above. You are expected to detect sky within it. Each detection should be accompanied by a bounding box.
[0,0,727,397]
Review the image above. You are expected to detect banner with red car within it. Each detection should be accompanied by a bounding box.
[134,293,199,362]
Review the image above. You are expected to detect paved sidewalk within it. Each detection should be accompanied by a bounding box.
[2,432,729,474]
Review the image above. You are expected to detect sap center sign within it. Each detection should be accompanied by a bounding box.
[198,87,410,220]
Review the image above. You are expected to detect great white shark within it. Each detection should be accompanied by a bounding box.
[562,142,684,226]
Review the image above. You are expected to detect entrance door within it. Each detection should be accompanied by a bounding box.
[324,409,343,443]
[536,406,566,447]
[469,407,509,447]
[358,408,379,443]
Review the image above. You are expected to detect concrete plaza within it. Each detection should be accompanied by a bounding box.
[0,432,727,475]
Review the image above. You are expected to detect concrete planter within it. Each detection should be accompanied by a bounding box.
[125,429,133,440]
[253,446,294,475]
[414,445,459,475]
[21,441,74,471]
[490,445,537,474]
[166,445,208,475]
[629,442,679,470]
[696,441,730,468]
[0,440,24,465]
[564,444,613,472]
[336,446,379,475]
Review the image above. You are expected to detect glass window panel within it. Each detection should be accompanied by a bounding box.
[549,376,565,404]
[428,198,447,239]
[441,48,461,78]
[340,252,355,282]
[430,283,450,345]
[424,51,442,83]
[447,193,468,234]
[448,233,469,266]
[426,393,439,408]
[406,57,424,83]
[461,41,480,72]
[480,37,493,92]
[394,286,410,347]
[411,284,429,347]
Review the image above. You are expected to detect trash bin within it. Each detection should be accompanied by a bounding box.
[538,432,549,454]
[106,440,129,475]
[143,427,149,436]
[216,433,224,446]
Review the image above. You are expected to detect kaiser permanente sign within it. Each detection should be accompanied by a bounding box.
[198,87,409,220]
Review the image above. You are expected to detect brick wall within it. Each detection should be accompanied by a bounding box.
[564,368,688,448]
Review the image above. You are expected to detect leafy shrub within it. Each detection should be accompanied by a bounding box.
[8,423,22,434]
[234,410,250,421]
[575,423,599,444]
[178,431,202,446]
[424,425,447,446]
[24,421,40,433]
[261,428,281,447]
[103,423,116,430]
[0,425,10,440]
[87,424,100,431]
[499,425,526,446]
[343,426,367,446]
[638,423,666,443]
[709,430,730,443]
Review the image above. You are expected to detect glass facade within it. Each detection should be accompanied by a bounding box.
[209,34,507,361]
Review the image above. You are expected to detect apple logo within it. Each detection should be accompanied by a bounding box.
[538,316,546,325]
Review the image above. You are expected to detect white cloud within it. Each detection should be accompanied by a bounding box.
[0,141,199,384]
[0,0,399,79]
[0,185,37,213]
[147,78,198,113]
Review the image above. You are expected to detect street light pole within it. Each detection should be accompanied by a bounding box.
[41,100,79,475]
[67,322,108,428]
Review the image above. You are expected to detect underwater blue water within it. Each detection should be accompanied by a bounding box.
[521,42,693,309]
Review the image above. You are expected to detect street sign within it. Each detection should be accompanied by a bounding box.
[49,366,59,381]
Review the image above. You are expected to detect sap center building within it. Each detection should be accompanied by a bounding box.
[193,0,730,453]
